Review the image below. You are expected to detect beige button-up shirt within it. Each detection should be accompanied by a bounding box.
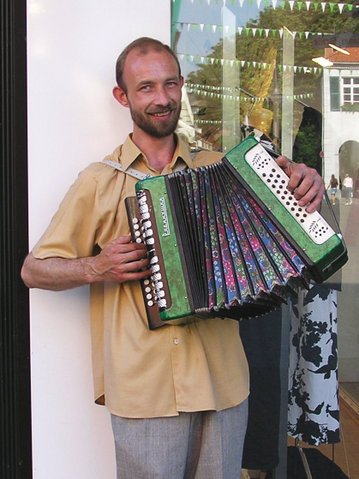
[33,135,249,418]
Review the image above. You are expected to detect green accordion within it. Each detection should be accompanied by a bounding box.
[126,135,347,328]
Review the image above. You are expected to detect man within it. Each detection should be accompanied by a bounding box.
[21,37,325,478]
[342,173,353,205]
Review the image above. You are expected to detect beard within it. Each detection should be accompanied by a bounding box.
[129,101,181,138]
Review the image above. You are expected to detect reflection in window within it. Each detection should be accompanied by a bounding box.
[171,1,359,474]
[172,0,359,174]
[342,76,359,104]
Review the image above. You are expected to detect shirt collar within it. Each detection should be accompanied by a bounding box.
[120,134,195,172]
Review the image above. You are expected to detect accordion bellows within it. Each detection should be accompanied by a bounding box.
[126,136,347,327]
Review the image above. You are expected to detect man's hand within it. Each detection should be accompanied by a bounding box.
[275,156,325,213]
[21,235,151,291]
[86,235,151,284]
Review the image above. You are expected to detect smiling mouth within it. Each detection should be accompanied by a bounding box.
[149,110,174,117]
[152,112,170,117]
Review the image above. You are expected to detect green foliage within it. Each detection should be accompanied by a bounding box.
[184,1,357,150]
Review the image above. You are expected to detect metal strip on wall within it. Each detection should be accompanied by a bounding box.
[0,0,32,477]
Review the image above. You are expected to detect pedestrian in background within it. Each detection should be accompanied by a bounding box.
[327,173,339,205]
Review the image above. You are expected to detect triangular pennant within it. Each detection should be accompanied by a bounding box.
[289,0,295,10]
[338,3,344,13]
[272,0,278,8]
[265,28,270,37]
[297,1,303,10]
[305,31,310,39]
[238,26,243,35]
[305,1,311,10]
[239,0,245,7]
[321,2,327,12]
[329,2,335,12]
[252,28,257,36]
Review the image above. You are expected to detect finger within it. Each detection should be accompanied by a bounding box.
[275,155,292,174]
[121,257,150,271]
[121,269,152,282]
[106,239,147,256]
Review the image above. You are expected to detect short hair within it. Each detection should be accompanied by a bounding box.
[115,37,182,91]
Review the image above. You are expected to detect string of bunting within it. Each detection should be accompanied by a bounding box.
[174,21,337,39]
[185,81,314,102]
[178,52,323,74]
[172,0,354,14]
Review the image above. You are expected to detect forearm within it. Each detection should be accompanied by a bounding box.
[21,237,151,291]
[21,253,99,291]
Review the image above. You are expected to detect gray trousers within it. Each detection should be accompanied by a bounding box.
[111,399,248,479]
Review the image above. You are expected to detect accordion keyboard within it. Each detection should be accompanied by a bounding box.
[245,144,335,245]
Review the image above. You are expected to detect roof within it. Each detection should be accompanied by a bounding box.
[325,46,359,64]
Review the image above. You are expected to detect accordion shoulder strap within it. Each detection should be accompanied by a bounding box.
[102,159,152,180]
[102,158,188,180]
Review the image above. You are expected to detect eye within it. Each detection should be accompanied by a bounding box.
[138,84,152,92]
[166,81,178,88]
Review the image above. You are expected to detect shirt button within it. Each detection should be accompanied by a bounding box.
[173,338,180,345]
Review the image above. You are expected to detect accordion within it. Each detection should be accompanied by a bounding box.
[125,135,347,328]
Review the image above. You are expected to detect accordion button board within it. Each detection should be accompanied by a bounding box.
[244,144,332,245]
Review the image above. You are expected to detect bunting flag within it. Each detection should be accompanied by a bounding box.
[173,21,337,39]
[178,52,323,75]
[185,81,314,103]
[172,0,353,14]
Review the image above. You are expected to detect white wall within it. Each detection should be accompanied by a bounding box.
[27,1,170,477]
[322,68,359,184]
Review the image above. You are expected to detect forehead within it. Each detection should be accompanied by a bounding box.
[123,47,180,84]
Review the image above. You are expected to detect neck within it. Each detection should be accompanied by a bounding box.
[132,129,177,171]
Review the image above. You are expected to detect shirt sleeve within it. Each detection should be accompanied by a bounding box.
[32,167,102,260]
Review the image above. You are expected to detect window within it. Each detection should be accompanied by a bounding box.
[342,77,359,104]
[330,76,340,111]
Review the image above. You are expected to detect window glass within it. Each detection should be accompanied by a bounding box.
[172,0,359,471]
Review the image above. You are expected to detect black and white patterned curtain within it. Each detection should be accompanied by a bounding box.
[288,284,340,445]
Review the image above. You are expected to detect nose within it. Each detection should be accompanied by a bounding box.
[154,86,171,106]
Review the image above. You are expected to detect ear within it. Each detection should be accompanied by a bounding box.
[113,86,129,107]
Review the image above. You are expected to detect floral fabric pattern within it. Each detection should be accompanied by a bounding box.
[288,284,340,445]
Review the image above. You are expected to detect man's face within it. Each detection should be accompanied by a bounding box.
[115,48,183,138]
